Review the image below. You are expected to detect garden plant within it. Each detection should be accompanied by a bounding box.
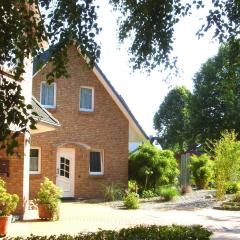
[129,142,179,190]
[103,184,124,202]
[0,178,19,236]
[123,192,139,209]
[211,131,240,200]
[36,178,62,221]
[189,154,214,189]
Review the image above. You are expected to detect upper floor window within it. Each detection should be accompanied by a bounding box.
[40,82,56,108]
[80,87,94,112]
[30,147,41,174]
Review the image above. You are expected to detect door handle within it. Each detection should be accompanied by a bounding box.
[57,168,59,174]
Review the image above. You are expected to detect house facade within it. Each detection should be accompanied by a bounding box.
[0,66,59,217]
[31,45,148,199]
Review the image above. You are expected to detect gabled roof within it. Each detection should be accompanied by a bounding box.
[33,48,148,141]
[31,96,60,127]
[94,65,148,140]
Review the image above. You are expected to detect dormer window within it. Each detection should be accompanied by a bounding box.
[40,82,56,108]
[80,87,94,112]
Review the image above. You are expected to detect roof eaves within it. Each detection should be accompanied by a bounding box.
[94,64,149,140]
[32,96,60,127]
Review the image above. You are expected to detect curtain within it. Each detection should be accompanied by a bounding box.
[41,83,54,106]
[80,88,92,110]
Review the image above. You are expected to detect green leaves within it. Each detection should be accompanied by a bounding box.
[129,142,179,189]
[110,0,240,72]
[0,178,19,216]
[154,86,192,152]
[191,39,240,144]
[211,130,240,199]
[0,75,36,155]
[189,154,214,189]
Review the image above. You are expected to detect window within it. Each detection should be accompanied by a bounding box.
[40,82,56,108]
[89,151,103,175]
[80,87,94,112]
[30,147,41,174]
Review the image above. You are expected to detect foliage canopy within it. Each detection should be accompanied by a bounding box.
[154,86,192,152]
[129,142,179,189]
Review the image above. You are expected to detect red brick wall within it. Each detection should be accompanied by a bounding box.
[31,45,129,199]
[0,134,26,214]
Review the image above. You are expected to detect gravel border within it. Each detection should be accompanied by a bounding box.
[102,190,218,210]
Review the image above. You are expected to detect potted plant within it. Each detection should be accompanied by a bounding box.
[36,177,62,221]
[0,178,19,237]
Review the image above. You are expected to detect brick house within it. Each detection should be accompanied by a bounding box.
[0,67,59,217]
[31,45,148,199]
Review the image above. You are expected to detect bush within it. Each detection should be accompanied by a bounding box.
[128,180,138,193]
[141,189,157,199]
[4,225,212,240]
[212,131,240,200]
[129,142,179,189]
[124,192,139,209]
[36,178,62,220]
[220,192,240,210]
[104,184,124,201]
[157,186,179,201]
[226,182,240,194]
[189,154,214,189]
[0,178,19,216]
[232,192,240,203]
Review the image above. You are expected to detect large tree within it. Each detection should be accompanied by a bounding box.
[110,0,240,71]
[1,0,240,153]
[153,86,192,151]
[190,39,240,143]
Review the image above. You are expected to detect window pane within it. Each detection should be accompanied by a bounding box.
[80,88,92,110]
[30,149,39,172]
[41,83,55,106]
[90,151,101,173]
[65,172,69,178]
[30,149,38,158]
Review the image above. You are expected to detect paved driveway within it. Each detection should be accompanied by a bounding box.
[8,202,240,239]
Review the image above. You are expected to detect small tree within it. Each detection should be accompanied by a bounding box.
[129,142,179,189]
[212,131,240,200]
[189,154,214,189]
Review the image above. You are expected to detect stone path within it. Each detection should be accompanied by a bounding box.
[8,202,240,239]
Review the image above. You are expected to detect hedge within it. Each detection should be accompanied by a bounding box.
[6,225,212,240]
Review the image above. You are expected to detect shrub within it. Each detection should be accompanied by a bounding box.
[36,178,62,220]
[226,182,240,194]
[124,192,139,209]
[104,184,124,201]
[141,189,156,199]
[129,142,179,189]
[212,131,240,200]
[0,178,19,216]
[157,186,179,201]
[189,154,214,189]
[232,192,240,203]
[4,225,212,240]
[128,180,138,193]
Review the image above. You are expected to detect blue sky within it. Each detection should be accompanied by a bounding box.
[96,2,220,136]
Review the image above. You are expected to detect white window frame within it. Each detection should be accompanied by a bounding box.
[89,150,104,176]
[40,81,56,108]
[79,86,94,112]
[30,147,41,174]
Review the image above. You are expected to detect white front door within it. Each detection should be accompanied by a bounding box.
[56,148,75,198]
